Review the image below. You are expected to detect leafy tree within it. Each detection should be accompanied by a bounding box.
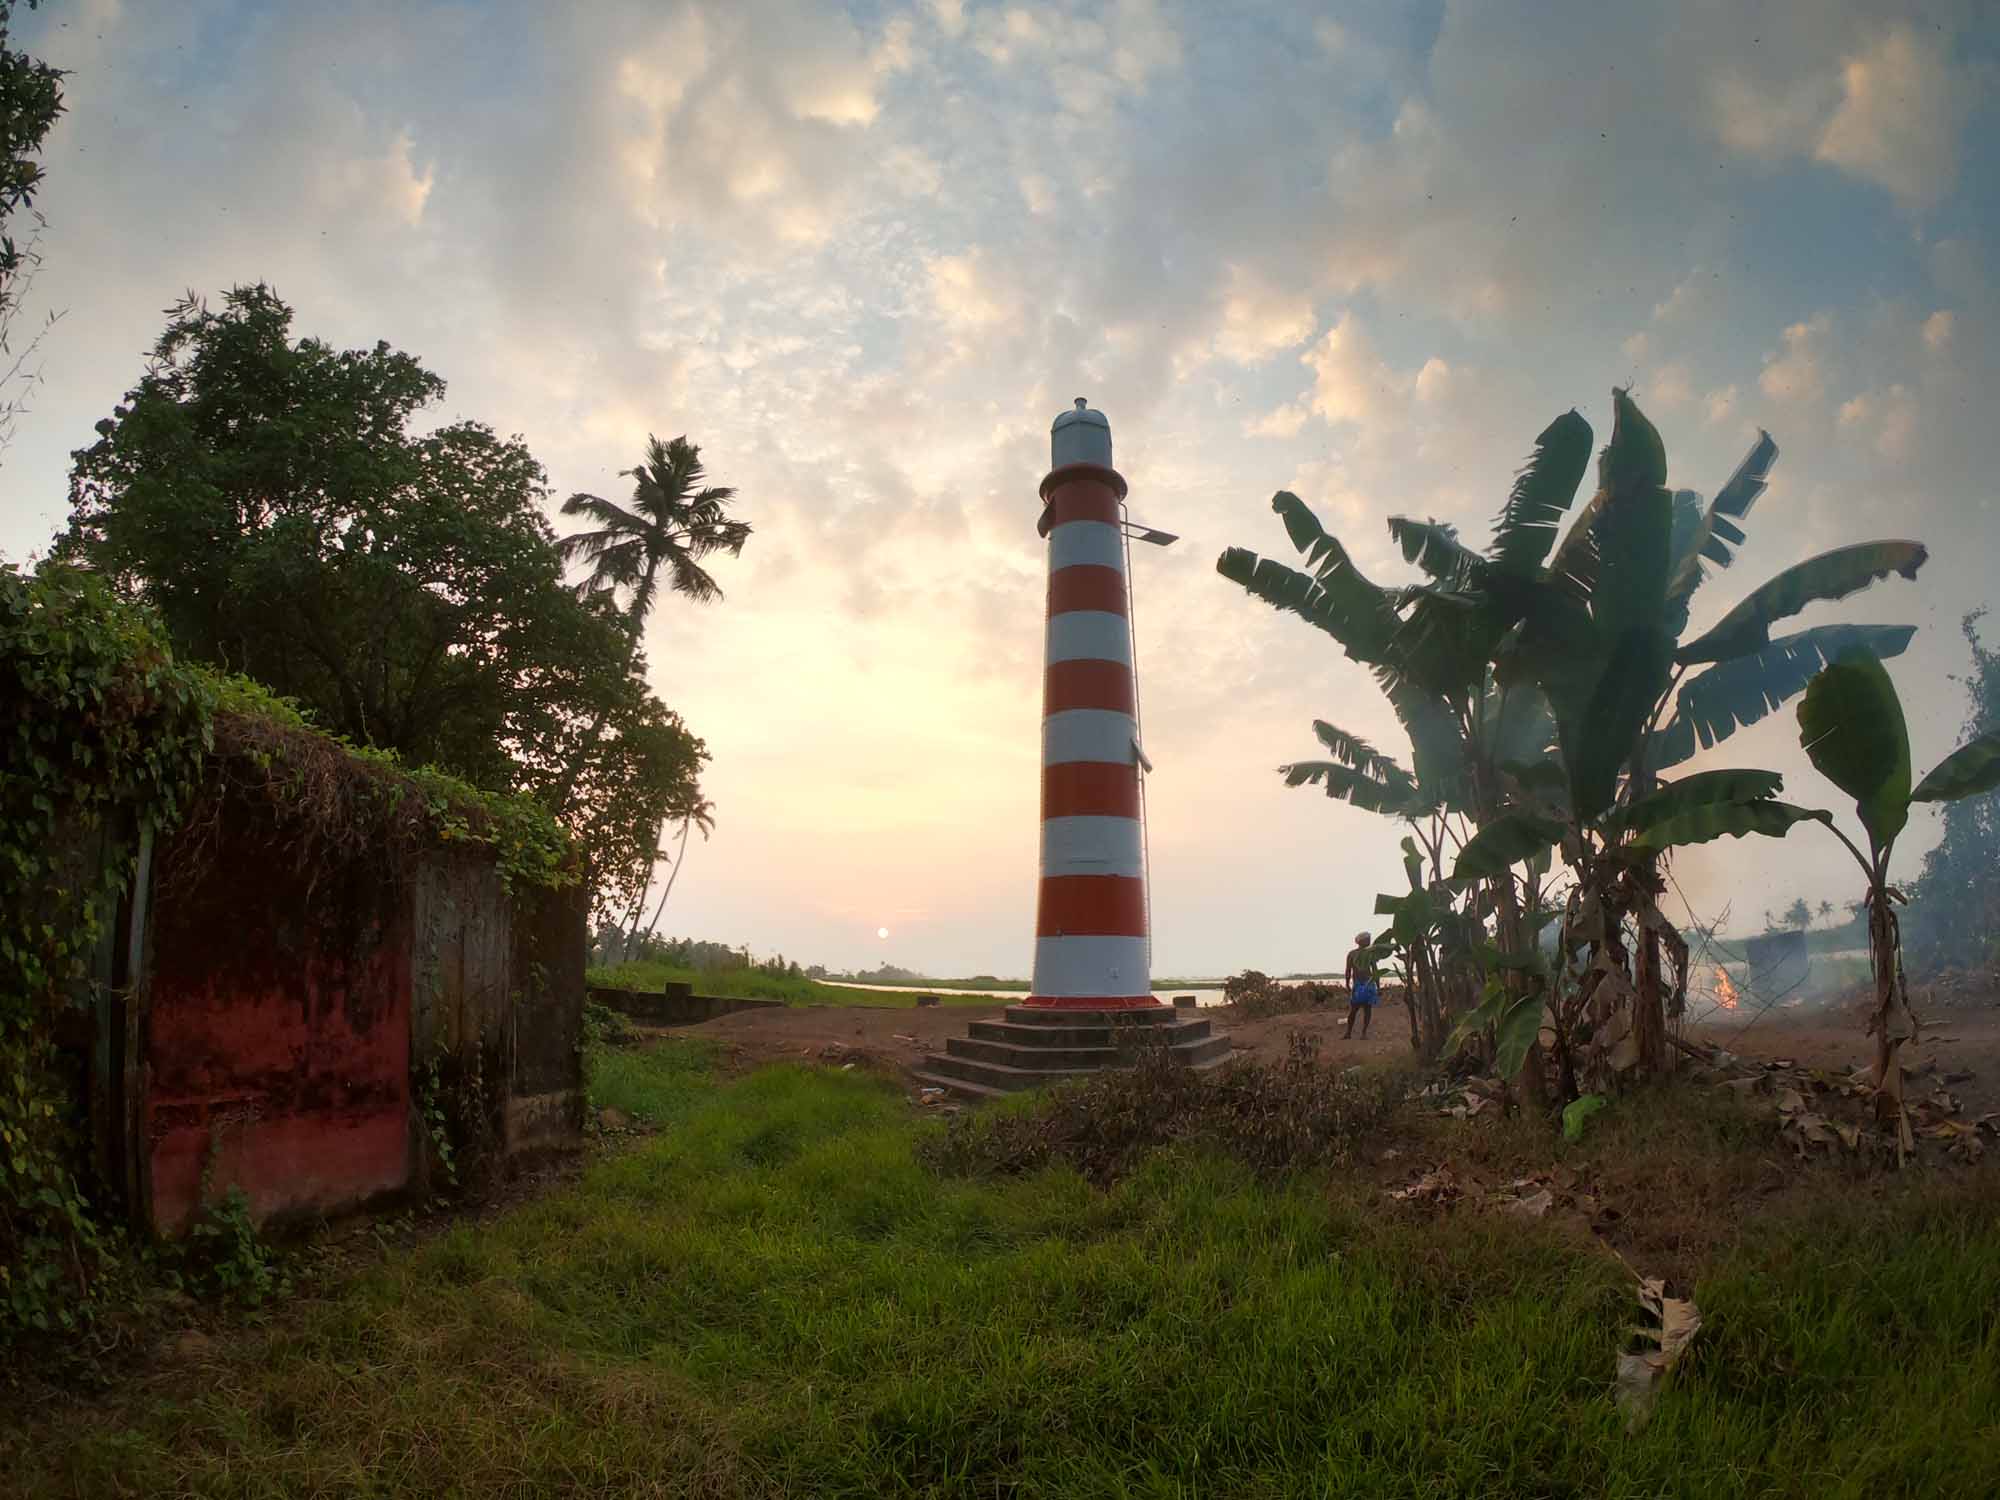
[557,434,749,945]
[1783,898,1813,931]
[1795,650,2000,1151]
[0,0,66,456]
[1906,611,2000,972]
[56,285,706,916]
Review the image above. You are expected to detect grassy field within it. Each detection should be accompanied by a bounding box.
[587,959,997,1008]
[11,1040,1998,1498]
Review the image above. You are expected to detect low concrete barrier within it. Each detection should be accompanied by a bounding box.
[587,986,787,1026]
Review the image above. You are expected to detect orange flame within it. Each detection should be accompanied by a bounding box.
[1714,966,1740,1010]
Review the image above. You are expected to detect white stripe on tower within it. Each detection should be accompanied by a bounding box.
[1027,399,1156,1011]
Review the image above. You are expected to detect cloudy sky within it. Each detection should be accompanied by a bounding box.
[5,0,1997,978]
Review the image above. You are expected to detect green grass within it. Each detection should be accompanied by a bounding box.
[586,1035,722,1126]
[11,1046,1999,1498]
[587,959,1000,1008]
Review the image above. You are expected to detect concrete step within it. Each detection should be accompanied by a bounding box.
[909,1068,1010,1102]
[919,1033,1236,1096]
[920,1051,1102,1092]
[946,1036,1132,1071]
[966,1017,1213,1049]
[1002,1004,1183,1028]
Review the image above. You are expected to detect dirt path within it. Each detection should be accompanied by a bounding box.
[674,988,2000,1115]
[678,1000,1012,1077]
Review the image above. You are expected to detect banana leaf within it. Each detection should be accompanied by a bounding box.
[1278,760,1432,816]
[1488,409,1593,577]
[1388,516,1484,587]
[1615,768,1785,836]
[1309,721,1418,787]
[1797,650,1911,851]
[1666,428,1778,604]
[1652,623,1918,770]
[1911,729,2000,804]
[1628,798,1831,852]
[1546,390,1667,606]
[1493,995,1548,1079]
[1441,987,1507,1056]
[1677,541,1928,666]
[1453,811,1566,881]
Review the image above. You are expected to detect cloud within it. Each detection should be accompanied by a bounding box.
[1837,382,1919,459]
[925,250,1018,334]
[1708,20,1972,212]
[1922,309,1956,353]
[1759,313,1833,405]
[1244,402,1308,439]
[1299,314,1411,430]
[1814,26,1970,209]
[1211,264,1316,366]
[1646,362,1693,410]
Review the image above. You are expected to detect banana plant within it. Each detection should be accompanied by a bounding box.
[1472,390,1924,1078]
[1455,763,1830,1098]
[1795,651,2000,1154]
[1369,835,1491,1058]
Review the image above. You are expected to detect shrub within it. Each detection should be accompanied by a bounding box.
[920,1033,1404,1186]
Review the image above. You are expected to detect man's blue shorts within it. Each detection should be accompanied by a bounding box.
[1354,979,1379,1007]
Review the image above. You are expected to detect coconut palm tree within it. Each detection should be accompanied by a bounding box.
[553,435,748,929]
[558,435,749,644]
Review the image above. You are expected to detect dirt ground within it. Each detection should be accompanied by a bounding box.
[676,987,2000,1114]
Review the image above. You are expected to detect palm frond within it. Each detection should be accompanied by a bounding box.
[666,551,725,605]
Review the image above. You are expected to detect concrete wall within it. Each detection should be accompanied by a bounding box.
[145,812,413,1235]
[509,881,588,1154]
[139,812,586,1235]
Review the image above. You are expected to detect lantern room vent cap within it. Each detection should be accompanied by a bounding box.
[1050,396,1113,469]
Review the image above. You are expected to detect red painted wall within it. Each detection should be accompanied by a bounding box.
[144,817,413,1235]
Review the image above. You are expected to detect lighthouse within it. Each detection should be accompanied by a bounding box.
[911,400,1229,1095]
[1026,399,1158,1010]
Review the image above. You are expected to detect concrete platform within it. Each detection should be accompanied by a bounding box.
[912,1006,1231,1098]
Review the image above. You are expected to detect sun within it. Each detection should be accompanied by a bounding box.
[877,926,890,940]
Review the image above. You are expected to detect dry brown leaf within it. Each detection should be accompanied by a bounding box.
[1616,1277,1703,1431]
[1503,1187,1555,1219]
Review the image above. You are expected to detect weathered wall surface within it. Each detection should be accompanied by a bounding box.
[144,815,413,1235]
[510,881,589,1154]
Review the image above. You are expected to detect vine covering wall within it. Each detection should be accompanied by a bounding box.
[2,563,579,1342]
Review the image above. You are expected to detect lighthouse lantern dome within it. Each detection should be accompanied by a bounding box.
[1050,396,1113,469]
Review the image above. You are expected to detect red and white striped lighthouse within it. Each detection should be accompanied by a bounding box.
[1026,399,1159,1011]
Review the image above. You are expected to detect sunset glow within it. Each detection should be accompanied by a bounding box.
[4,4,1991,977]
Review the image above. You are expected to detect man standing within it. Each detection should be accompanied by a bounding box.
[1343,932,1379,1041]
